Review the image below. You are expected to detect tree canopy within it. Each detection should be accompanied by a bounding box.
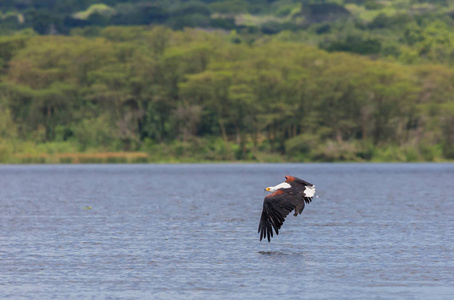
[1,1,454,162]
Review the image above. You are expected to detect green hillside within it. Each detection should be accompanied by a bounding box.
[1,1,454,162]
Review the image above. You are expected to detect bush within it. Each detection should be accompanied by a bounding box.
[312,140,363,162]
[442,116,454,159]
[73,115,117,151]
[0,140,14,162]
[285,134,319,161]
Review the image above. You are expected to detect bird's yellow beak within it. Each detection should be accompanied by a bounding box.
[265,187,270,191]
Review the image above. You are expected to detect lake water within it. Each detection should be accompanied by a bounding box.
[1,163,453,299]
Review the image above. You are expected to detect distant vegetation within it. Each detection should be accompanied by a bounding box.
[1,1,454,162]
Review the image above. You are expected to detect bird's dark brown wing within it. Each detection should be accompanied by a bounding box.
[258,190,300,242]
[287,176,314,187]
[287,176,315,203]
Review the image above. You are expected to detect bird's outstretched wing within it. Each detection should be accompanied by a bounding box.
[258,190,300,242]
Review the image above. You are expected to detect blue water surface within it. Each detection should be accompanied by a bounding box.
[1,163,453,299]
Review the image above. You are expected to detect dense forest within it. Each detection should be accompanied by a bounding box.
[1,0,454,162]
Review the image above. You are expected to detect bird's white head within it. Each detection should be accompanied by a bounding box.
[265,186,276,192]
[264,181,291,192]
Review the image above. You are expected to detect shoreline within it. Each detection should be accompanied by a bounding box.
[1,152,452,164]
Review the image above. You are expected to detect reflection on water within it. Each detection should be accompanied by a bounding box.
[1,163,453,298]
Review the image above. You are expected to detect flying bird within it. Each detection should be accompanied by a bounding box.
[258,175,316,242]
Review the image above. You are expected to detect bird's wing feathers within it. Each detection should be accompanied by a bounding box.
[258,191,300,242]
[289,176,315,187]
[295,178,314,186]
[288,176,316,199]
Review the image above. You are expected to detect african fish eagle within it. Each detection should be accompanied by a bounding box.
[258,175,316,242]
